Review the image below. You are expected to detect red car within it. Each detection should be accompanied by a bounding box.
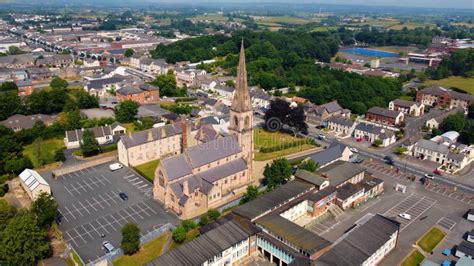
[433,169,443,175]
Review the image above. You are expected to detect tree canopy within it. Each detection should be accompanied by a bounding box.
[115,100,140,123]
[240,185,260,205]
[264,98,308,134]
[263,158,292,190]
[121,222,140,255]
[80,130,101,157]
[31,193,58,228]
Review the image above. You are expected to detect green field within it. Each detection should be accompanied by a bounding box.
[389,22,436,30]
[254,129,316,161]
[113,232,170,266]
[401,250,425,266]
[194,14,229,22]
[135,159,160,182]
[417,227,446,253]
[311,26,338,32]
[259,16,310,25]
[424,76,474,95]
[23,138,65,168]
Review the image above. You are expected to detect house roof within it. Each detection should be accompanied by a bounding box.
[86,74,127,90]
[147,220,251,266]
[66,125,115,142]
[307,142,349,168]
[0,114,57,130]
[392,99,418,108]
[367,106,401,119]
[355,123,395,139]
[233,180,314,221]
[319,100,343,114]
[316,214,400,266]
[318,160,365,187]
[256,215,331,255]
[415,139,449,154]
[336,183,364,201]
[420,86,474,102]
[327,115,354,127]
[117,86,143,95]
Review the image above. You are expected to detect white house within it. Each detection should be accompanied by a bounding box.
[64,123,126,149]
[389,99,424,117]
[19,169,51,200]
[353,123,396,147]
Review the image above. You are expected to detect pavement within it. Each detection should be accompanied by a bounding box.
[43,162,179,263]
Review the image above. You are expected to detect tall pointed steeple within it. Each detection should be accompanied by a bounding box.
[231,39,252,112]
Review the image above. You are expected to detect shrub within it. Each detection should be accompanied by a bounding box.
[54,148,66,162]
[181,219,197,232]
[121,222,140,255]
[172,225,186,243]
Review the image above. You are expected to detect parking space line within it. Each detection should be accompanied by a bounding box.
[137,184,149,189]
[133,181,143,186]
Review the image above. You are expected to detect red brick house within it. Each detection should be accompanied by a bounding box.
[366,106,405,126]
[116,84,159,104]
[16,79,34,95]
[416,86,474,111]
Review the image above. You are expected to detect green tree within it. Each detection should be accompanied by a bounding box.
[50,77,68,89]
[121,222,140,255]
[7,46,22,55]
[440,112,466,133]
[66,110,82,130]
[0,212,49,265]
[80,130,101,157]
[394,146,408,155]
[134,117,155,131]
[0,199,16,231]
[172,225,186,243]
[31,192,58,228]
[300,159,318,172]
[373,139,383,147]
[151,70,183,97]
[206,208,220,220]
[240,185,259,204]
[115,100,140,123]
[0,81,18,92]
[181,219,197,232]
[4,157,33,175]
[33,137,45,167]
[54,148,66,162]
[263,158,292,190]
[0,91,21,120]
[124,48,135,58]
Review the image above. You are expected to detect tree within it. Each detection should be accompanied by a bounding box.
[263,158,292,190]
[206,208,220,220]
[0,81,18,92]
[124,48,135,58]
[31,192,58,228]
[134,117,155,131]
[80,130,101,157]
[121,222,140,255]
[77,92,99,109]
[394,146,408,155]
[300,159,318,172]
[0,212,49,265]
[54,148,66,162]
[265,98,308,134]
[115,100,139,123]
[151,70,184,97]
[66,110,82,130]
[0,199,16,231]
[4,157,33,175]
[372,139,383,147]
[172,225,186,243]
[7,46,22,55]
[181,219,197,232]
[0,91,21,120]
[468,104,474,120]
[240,185,259,204]
[440,112,466,133]
[50,77,68,89]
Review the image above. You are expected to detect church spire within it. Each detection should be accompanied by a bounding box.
[231,39,252,112]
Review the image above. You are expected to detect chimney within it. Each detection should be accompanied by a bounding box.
[182,180,189,196]
[161,126,167,138]
[147,130,153,142]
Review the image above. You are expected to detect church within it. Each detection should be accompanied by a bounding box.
[153,41,256,219]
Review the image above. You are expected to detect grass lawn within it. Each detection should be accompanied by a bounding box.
[113,232,170,266]
[169,228,200,251]
[135,159,160,182]
[401,250,425,266]
[254,129,317,161]
[123,123,136,133]
[424,76,474,95]
[260,16,309,25]
[400,95,415,101]
[23,138,65,168]
[417,227,446,253]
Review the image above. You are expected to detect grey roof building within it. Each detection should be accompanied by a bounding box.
[415,139,449,154]
[318,160,365,187]
[306,142,350,168]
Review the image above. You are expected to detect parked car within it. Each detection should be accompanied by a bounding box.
[317,134,326,140]
[399,213,412,220]
[424,174,435,180]
[384,156,394,165]
[433,169,443,175]
[119,192,128,201]
[109,163,123,171]
[102,241,115,253]
[349,147,359,153]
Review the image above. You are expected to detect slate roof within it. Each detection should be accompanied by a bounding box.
[86,74,127,90]
[147,220,251,266]
[185,135,241,168]
[415,139,449,154]
[420,86,474,102]
[256,215,331,254]
[233,180,314,221]
[162,154,193,181]
[318,160,365,187]
[294,169,327,187]
[117,86,142,95]
[367,106,401,119]
[336,183,364,201]
[327,115,354,127]
[355,123,395,139]
[197,158,247,183]
[319,100,343,114]
[307,185,337,203]
[136,104,170,118]
[392,99,418,108]
[139,83,159,91]
[316,214,400,266]
[307,142,348,168]
[66,125,116,142]
[0,114,57,130]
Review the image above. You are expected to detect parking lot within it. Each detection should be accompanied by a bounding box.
[424,182,473,205]
[45,162,178,263]
[383,194,436,231]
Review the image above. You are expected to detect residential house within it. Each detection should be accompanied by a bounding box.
[26,67,52,81]
[213,84,235,100]
[304,100,351,126]
[389,99,425,117]
[366,106,405,126]
[413,139,449,164]
[64,123,126,149]
[0,114,57,131]
[150,59,169,75]
[16,79,34,95]
[199,77,217,91]
[83,58,100,68]
[176,69,207,87]
[416,86,474,111]
[84,74,129,97]
[0,54,36,68]
[425,107,465,130]
[354,123,397,147]
[304,142,353,169]
[19,169,51,200]
[250,88,272,110]
[116,83,160,104]
[326,115,356,136]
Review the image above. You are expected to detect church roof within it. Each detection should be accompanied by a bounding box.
[230,40,252,113]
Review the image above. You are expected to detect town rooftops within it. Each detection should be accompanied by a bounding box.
[306,142,349,168]
[116,86,142,95]
[420,86,474,101]
[233,180,314,221]
[318,160,365,187]
[66,123,121,142]
[319,100,343,114]
[0,114,57,130]
[327,115,354,127]
[367,106,401,119]
[316,214,400,266]
[355,123,395,139]
[256,214,331,255]
[415,139,449,154]
[86,74,128,90]
[147,220,251,266]
[294,169,328,187]
[392,99,419,108]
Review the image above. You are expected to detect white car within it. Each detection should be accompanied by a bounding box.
[109,163,123,171]
[424,174,435,180]
[349,147,359,153]
[102,241,115,253]
[399,213,412,220]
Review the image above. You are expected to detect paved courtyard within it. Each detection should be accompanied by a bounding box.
[44,162,179,263]
[383,194,436,231]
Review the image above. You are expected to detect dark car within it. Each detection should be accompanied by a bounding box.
[119,192,128,201]
[384,156,394,165]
